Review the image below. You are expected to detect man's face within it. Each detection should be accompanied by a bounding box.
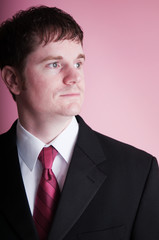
[18,40,85,120]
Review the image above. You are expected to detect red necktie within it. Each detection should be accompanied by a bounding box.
[33,146,60,240]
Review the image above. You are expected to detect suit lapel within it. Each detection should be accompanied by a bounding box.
[0,122,38,240]
[49,116,107,240]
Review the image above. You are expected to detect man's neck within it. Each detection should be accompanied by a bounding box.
[18,115,73,144]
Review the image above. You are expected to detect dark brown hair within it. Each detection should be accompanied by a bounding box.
[0,6,83,72]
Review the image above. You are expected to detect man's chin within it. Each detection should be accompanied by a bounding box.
[62,103,82,117]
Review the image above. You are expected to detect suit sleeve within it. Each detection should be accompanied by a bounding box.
[131,157,159,240]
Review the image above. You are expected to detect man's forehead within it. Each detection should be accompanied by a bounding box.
[29,40,85,62]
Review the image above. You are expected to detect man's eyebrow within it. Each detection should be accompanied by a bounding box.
[39,54,85,63]
[77,54,85,60]
[39,56,63,63]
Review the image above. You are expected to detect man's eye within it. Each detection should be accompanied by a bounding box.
[52,62,58,68]
[74,62,81,69]
[48,62,60,68]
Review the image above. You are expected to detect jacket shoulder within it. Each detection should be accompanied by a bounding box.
[77,115,155,165]
[93,130,157,170]
[0,121,17,147]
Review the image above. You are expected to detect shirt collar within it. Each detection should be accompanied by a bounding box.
[51,117,79,163]
[16,117,79,171]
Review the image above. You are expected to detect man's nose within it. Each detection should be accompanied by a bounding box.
[63,67,81,85]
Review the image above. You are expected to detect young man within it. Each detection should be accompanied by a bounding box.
[0,6,159,240]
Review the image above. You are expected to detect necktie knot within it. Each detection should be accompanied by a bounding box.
[38,146,58,169]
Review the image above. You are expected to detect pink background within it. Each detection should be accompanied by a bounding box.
[0,0,159,161]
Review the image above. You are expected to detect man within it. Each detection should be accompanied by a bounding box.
[0,6,159,240]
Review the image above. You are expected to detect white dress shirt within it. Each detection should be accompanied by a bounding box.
[16,117,79,214]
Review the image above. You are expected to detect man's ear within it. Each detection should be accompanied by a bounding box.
[1,66,21,96]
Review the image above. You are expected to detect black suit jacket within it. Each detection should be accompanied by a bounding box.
[0,116,159,240]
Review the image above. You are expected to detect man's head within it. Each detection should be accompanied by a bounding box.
[0,6,83,99]
[0,6,85,122]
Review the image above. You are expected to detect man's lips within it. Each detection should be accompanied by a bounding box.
[60,93,80,97]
